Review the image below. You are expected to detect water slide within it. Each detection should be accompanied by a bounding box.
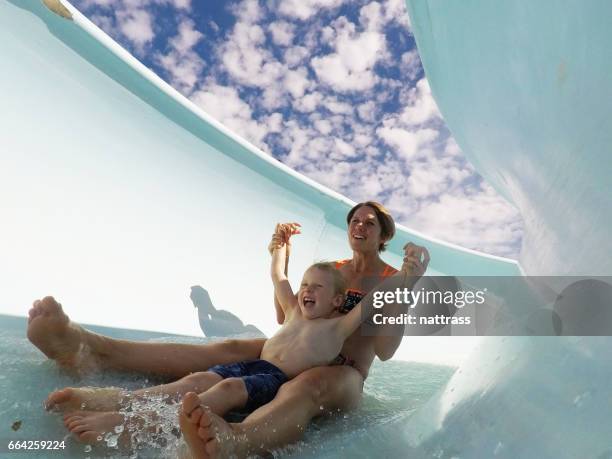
[400,1,612,458]
[0,0,609,457]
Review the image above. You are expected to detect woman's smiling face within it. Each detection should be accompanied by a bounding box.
[348,205,385,253]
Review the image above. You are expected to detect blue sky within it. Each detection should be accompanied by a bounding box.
[72,0,523,258]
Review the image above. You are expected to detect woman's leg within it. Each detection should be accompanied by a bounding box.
[27,296,265,378]
[179,365,364,458]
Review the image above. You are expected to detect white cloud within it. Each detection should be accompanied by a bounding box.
[230,0,264,23]
[278,0,345,21]
[333,137,356,158]
[283,46,310,68]
[311,18,386,92]
[191,84,269,149]
[116,9,154,49]
[266,112,284,133]
[400,49,422,81]
[359,1,384,32]
[377,126,438,161]
[294,92,323,113]
[155,19,204,93]
[408,184,523,258]
[268,21,295,46]
[169,18,202,54]
[77,0,192,54]
[322,96,353,115]
[284,67,311,98]
[398,78,441,126]
[166,0,191,9]
[313,118,333,135]
[357,100,378,122]
[359,0,410,32]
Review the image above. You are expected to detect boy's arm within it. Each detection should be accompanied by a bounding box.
[269,223,300,323]
[270,229,301,317]
[270,234,290,324]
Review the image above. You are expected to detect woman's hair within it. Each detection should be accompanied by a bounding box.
[308,262,347,295]
[346,201,396,252]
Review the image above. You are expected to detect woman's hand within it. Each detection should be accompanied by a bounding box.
[268,223,301,255]
[401,242,430,278]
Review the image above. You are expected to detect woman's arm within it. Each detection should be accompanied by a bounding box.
[337,243,430,355]
[374,243,430,360]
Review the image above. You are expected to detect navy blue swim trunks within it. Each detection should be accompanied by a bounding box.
[208,359,289,412]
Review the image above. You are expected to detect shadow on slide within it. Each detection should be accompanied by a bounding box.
[190,286,265,338]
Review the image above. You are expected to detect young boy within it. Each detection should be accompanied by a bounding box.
[47,224,373,442]
[167,224,367,415]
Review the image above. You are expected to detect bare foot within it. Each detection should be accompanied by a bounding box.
[179,392,245,459]
[46,387,126,413]
[27,296,95,371]
[179,393,209,458]
[63,410,128,446]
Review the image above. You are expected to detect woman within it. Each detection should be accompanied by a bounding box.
[27,201,429,455]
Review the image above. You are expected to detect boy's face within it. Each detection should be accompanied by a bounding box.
[298,267,344,319]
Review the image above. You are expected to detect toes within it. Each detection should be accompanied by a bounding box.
[46,388,72,410]
[78,431,101,444]
[199,409,213,429]
[63,414,80,424]
[28,301,43,322]
[205,438,218,457]
[188,406,203,425]
[66,418,85,430]
[40,296,62,314]
[197,426,215,442]
[63,410,87,421]
[181,392,201,415]
[69,422,90,434]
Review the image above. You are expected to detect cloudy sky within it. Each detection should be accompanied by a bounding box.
[72,0,523,259]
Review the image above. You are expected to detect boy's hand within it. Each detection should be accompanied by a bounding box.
[268,223,301,255]
[277,222,301,244]
[401,242,430,278]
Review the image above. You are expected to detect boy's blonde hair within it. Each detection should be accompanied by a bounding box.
[308,262,346,295]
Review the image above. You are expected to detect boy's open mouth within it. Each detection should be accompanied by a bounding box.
[303,297,315,307]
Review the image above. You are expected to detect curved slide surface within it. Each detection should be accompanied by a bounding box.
[402,1,612,458]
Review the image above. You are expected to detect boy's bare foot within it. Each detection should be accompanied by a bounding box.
[63,410,128,446]
[46,387,126,413]
[179,392,245,459]
[27,296,95,371]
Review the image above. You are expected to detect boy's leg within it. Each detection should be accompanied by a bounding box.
[46,371,224,413]
[183,377,248,419]
[131,371,224,403]
[27,296,265,377]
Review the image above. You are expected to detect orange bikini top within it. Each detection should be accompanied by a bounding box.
[333,259,398,313]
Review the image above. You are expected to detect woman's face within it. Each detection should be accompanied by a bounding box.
[347,205,385,253]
